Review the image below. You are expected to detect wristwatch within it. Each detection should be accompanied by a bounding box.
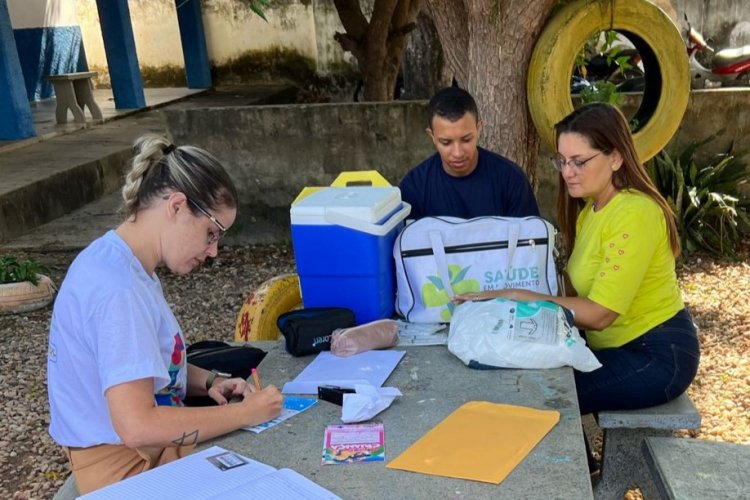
[205,369,232,391]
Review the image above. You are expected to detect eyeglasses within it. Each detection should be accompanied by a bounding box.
[551,152,602,172]
[188,198,226,246]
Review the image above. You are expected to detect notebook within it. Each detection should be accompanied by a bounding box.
[78,446,341,499]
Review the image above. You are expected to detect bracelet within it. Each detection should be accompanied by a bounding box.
[205,369,232,391]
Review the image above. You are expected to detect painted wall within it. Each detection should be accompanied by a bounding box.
[201,0,317,63]
[8,0,87,100]
[671,0,750,46]
[75,0,182,80]
[8,0,749,100]
[75,0,355,87]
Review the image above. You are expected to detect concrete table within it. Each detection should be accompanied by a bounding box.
[208,341,593,499]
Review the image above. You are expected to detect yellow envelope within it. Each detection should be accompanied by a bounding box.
[386,401,559,484]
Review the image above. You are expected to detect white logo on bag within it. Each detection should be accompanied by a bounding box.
[483,267,540,290]
[312,334,331,348]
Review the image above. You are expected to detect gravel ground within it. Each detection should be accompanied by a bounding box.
[0,243,747,499]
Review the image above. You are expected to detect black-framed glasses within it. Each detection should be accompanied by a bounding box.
[551,152,602,172]
[188,198,226,246]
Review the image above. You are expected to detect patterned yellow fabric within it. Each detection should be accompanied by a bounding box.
[566,190,683,349]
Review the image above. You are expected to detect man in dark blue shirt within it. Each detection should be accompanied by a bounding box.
[399,87,540,220]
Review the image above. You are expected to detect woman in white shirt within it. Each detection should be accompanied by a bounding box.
[48,134,283,494]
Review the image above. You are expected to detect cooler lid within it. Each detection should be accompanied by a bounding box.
[291,187,401,225]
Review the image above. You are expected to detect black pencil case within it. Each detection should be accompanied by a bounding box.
[277,307,356,357]
[184,340,267,406]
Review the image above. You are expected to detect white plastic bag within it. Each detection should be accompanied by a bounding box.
[341,383,402,423]
[447,298,601,372]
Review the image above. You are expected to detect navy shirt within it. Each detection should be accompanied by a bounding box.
[399,147,540,219]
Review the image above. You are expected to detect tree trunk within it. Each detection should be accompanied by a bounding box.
[402,7,451,99]
[425,0,557,187]
[334,0,422,101]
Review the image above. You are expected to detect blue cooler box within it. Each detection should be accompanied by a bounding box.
[290,187,411,324]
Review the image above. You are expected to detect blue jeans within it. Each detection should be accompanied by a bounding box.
[575,308,700,415]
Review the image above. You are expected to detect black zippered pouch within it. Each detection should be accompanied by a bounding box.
[186,341,267,380]
[277,307,356,357]
[184,340,267,406]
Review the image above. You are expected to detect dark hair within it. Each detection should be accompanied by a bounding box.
[554,103,680,257]
[121,134,239,218]
[427,87,479,128]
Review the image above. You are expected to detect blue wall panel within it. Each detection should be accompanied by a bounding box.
[0,0,35,139]
[14,26,88,101]
[175,0,211,88]
[95,0,145,109]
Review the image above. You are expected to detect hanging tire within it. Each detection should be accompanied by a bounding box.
[234,273,302,342]
[0,275,56,315]
[527,0,690,162]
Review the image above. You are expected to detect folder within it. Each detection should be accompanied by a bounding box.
[386,401,559,484]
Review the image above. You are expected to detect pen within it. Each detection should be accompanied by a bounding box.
[251,368,262,391]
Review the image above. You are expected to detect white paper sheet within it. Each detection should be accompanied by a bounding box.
[281,350,406,394]
[78,446,340,500]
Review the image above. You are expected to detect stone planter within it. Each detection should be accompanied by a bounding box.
[0,274,56,315]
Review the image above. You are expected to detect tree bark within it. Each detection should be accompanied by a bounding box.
[402,7,451,99]
[426,0,557,187]
[423,0,468,85]
[334,0,422,101]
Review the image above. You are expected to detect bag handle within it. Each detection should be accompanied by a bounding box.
[428,230,455,298]
[503,223,520,288]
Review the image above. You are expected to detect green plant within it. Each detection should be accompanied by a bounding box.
[238,0,271,21]
[646,137,750,257]
[0,255,47,285]
[579,81,624,106]
[575,30,635,82]
[574,30,640,107]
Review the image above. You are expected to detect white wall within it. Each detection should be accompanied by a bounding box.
[201,0,318,63]
[75,0,352,76]
[667,0,750,45]
[69,0,750,87]
[75,0,183,68]
[8,0,78,28]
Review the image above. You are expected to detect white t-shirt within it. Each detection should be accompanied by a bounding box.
[48,230,188,447]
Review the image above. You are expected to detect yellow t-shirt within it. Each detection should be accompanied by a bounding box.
[566,190,683,349]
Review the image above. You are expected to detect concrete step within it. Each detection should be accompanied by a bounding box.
[0,111,167,245]
[0,85,297,249]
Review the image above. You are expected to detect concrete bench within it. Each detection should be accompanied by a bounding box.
[52,474,78,500]
[642,437,750,500]
[593,393,701,500]
[44,71,103,124]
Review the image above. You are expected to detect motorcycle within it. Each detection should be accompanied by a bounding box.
[572,21,750,95]
[686,19,750,89]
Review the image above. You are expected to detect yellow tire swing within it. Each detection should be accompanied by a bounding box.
[527,0,690,162]
[234,273,302,342]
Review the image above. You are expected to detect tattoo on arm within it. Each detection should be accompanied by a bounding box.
[171,429,199,447]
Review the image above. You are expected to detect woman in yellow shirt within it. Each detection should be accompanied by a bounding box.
[455,103,699,415]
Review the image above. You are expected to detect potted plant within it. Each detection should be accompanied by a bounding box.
[0,255,56,314]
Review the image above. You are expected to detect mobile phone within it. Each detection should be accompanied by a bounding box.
[317,385,355,406]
